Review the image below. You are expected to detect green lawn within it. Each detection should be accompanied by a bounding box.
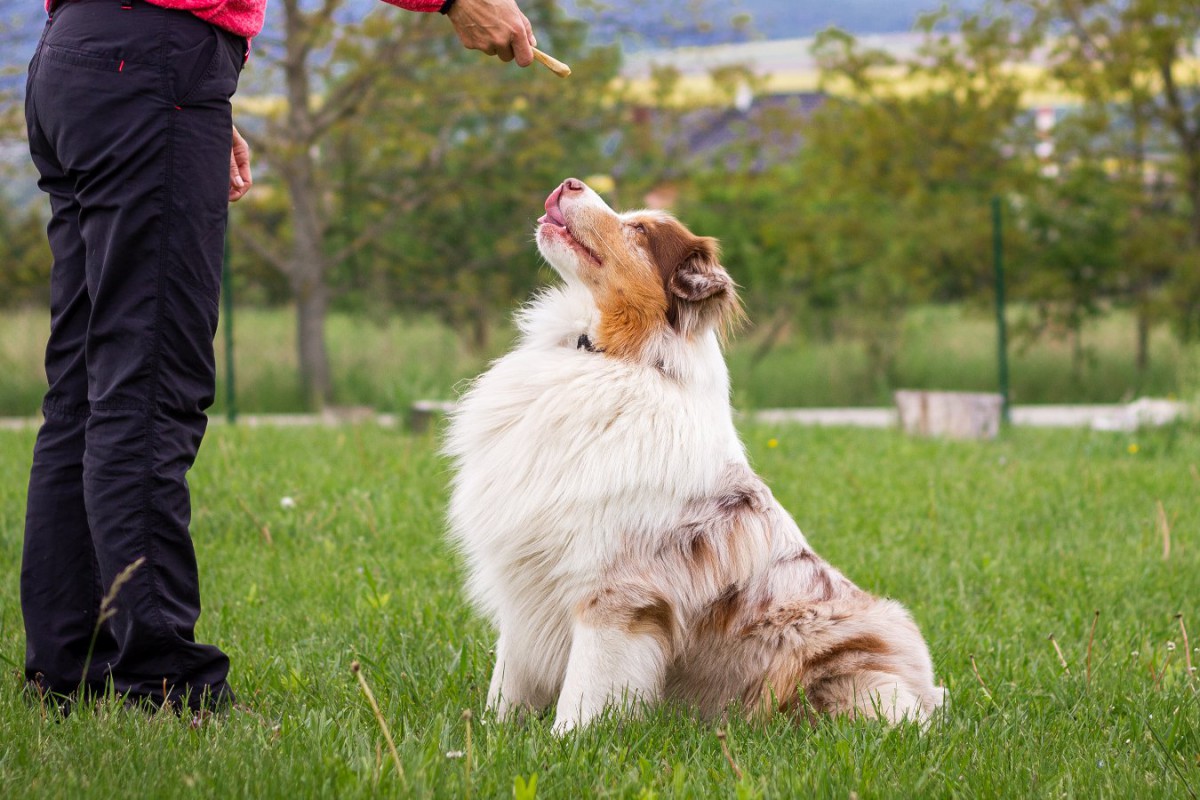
[1,423,1197,798]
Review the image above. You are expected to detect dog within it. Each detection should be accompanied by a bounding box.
[444,178,945,734]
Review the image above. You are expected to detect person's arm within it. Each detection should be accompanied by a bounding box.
[382,0,536,67]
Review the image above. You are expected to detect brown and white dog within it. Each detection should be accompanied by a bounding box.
[445,179,945,734]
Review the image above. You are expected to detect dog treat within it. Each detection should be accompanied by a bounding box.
[533,47,571,78]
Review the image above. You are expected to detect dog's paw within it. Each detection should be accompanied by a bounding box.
[550,715,578,737]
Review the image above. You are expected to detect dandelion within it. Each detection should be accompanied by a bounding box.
[1127,443,1139,454]
[1167,641,1176,651]
[446,750,465,759]
[1131,651,1139,657]
[281,496,296,509]
[767,438,779,449]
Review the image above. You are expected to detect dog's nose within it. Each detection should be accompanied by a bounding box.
[563,178,584,193]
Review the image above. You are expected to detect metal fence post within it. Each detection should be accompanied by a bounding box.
[992,196,1010,424]
[222,226,237,424]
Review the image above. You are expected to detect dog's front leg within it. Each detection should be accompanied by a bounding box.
[551,595,673,735]
[487,633,555,721]
[487,635,519,720]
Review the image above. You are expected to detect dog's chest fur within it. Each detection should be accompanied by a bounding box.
[446,287,744,628]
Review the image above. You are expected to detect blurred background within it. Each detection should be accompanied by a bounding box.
[1,0,1198,416]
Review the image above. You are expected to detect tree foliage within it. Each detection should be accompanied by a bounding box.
[1014,0,1200,362]
[679,10,1038,382]
[232,0,621,405]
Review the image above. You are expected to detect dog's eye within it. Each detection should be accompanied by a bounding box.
[632,223,647,235]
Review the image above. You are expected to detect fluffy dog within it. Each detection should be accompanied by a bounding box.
[445,178,945,733]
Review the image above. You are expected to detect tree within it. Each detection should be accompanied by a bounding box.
[233,0,621,406]
[0,199,51,307]
[0,9,52,310]
[344,0,623,351]
[679,10,1039,388]
[1018,0,1200,353]
[1015,162,1123,379]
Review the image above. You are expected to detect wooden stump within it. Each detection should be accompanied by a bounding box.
[409,400,456,433]
[894,390,1003,439]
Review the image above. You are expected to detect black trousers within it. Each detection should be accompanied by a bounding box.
[22,0,245,708]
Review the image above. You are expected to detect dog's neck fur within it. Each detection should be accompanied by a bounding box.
[516,284,731,389]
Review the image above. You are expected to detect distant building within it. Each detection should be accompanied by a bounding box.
[627,91,825,178]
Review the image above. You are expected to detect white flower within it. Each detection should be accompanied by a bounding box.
[445,750,465,759]
[1166,641,1176,651]
[280,496,296,509]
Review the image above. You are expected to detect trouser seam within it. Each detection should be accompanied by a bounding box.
[42,400,90,421]
[132,9,187,692]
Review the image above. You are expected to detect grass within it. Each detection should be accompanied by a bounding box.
[0,422,1197,798]
[0,305,1195,416]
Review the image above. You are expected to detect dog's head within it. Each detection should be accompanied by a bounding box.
[536,178,742,359]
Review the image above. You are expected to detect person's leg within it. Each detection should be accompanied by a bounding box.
[21,21,120,696]
[26,0,244,709]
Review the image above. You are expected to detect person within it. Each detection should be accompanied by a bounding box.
[22,0,536,713]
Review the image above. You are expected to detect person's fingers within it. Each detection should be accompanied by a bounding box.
[229,169,250,202]
[230,148,242,190]
[228,146,246,202]
[524,14,536,48]
[230,126,253,202]
[446,0,539,66]
[512,25,534,67]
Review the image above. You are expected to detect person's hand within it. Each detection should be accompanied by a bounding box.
[229,125,252,202]
[446,0,536,67]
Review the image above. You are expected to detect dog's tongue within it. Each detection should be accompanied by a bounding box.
[541,185,568,227]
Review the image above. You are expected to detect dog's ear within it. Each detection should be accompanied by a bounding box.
[666,239,742,338]
[639,214,742,338]
[669,244,732,303]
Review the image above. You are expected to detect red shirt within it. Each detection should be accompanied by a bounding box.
[46,0,447,39]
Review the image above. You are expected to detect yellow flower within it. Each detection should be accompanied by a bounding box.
[1127,443,1139,454]
[767,438,779,449]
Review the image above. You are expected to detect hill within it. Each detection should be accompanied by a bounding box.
[568,0,983,49]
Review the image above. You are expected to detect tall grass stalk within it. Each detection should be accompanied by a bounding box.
[78,556,146,698]
[351,660,405,783]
